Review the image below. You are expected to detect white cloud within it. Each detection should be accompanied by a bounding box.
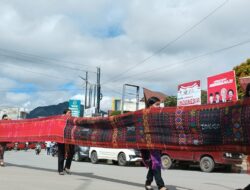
[5,92,30,103]
[0,0,250,111]
[100,96,112,111]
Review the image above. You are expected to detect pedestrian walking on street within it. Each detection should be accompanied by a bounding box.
[57,108,75,175]
[141,97,168,190]
[46,141,51,155]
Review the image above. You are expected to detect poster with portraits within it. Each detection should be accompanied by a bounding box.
[207,71,238,104]
[177,80,201,106]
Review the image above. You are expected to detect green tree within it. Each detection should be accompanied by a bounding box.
[233,59,250,99]
[201,90,207,105]
[164,96,177,107]
[109,110,130,116]
[164,91,207,107]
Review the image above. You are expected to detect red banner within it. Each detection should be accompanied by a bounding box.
[0,116,66,143]
[207,71,238,104]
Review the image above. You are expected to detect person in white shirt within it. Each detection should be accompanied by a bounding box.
[220,88,227,103]
[46,141,51,155]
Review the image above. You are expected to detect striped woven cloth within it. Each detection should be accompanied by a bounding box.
[0,98,250,154]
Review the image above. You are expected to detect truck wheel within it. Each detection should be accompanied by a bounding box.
[118,152,127,166]
[90,151,98,164]
[200,156,215,172]
[161,155,172,169]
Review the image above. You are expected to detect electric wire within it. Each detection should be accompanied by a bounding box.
[102,0,229,85]
[0,48,97,73]
[106,38,250,84]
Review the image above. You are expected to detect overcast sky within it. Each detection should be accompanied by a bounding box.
[0,0,250,111]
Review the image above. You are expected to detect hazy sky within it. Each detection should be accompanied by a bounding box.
[0,0,250,111]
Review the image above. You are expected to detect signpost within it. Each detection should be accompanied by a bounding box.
[69,100,81,117]
[84,107,96,117]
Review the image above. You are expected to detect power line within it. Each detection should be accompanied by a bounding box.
[106,38,250,84]
[1,61,97,83]
[102,0,229,85]
[0,88,83,93]
[0,48,97,73]
[102,84,123,95]
[1,62,73,81]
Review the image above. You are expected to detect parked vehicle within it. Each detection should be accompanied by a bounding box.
[17,143,26,150]
[161,150,243,172]
[73,146,90,161]
[6,143,15,150]
[40,143,46,149]
[10,142,26,151]
[28,142,37,149]
[89,147,142,166]
[5,142,45,151]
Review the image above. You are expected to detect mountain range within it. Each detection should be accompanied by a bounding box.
[27,102,84,118]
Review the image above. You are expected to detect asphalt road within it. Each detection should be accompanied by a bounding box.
[0,150,249,190]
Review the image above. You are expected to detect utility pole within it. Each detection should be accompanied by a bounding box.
[136,86,139,110]
[121,85,126,114]
[79,72,88,116]
[88,85,92,107]
[85,72,88,109]
[96,67,101,113]
[93,84,96,107]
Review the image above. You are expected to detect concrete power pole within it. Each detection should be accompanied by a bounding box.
[79,72,88,116]
[93,84,96,107]
[85,72,88,109]
[88,85,92,107]
[96,67,101,114]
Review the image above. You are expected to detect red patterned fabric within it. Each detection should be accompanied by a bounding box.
[0,116,66,143]
[0,99,250,155]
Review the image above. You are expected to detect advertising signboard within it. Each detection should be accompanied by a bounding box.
[84,107,96,117]
[69,99,81,117]
[207,71,238,104]
[177,80,201,106]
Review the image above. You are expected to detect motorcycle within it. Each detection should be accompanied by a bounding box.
[51,143,58,157]
[35,144,41,155]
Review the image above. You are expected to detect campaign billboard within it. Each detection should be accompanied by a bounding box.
[177,80,201,106]
[207,70,238,104]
